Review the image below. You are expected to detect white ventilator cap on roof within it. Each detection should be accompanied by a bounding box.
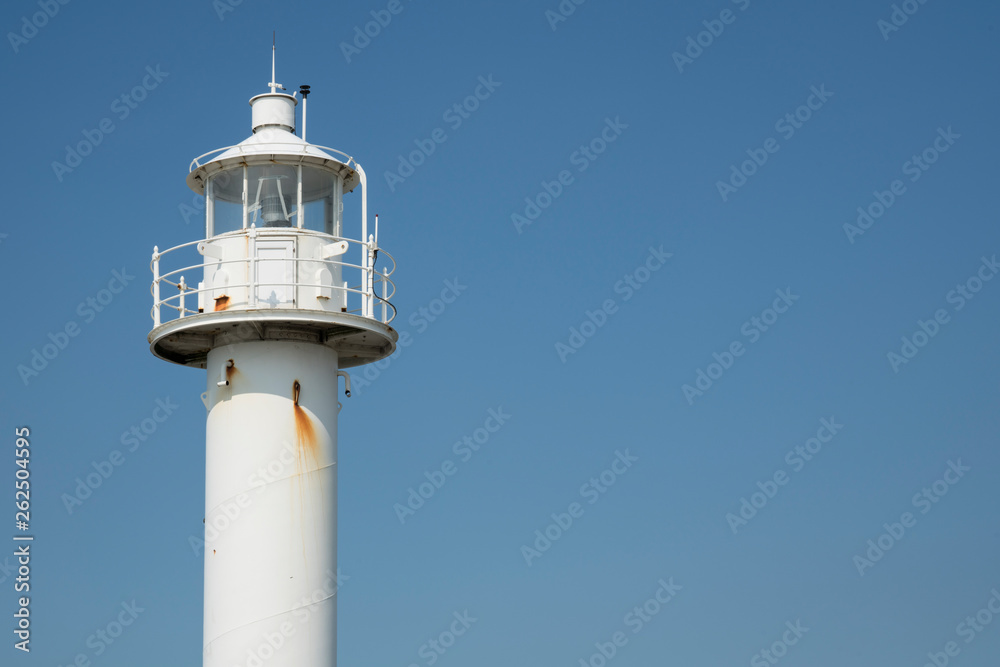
[249,92,297,134]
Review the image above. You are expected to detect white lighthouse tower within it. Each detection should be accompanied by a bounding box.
[148,49,397,666]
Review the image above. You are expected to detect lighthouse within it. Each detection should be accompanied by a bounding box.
[148,49,397,666]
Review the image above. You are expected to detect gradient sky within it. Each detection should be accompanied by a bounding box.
[3,0,1000,666]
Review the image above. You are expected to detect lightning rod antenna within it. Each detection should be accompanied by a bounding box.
[268,32,282,93]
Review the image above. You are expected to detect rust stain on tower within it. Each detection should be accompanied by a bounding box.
[292,380,318,461]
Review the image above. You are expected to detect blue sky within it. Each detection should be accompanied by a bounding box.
[3,0,1000,665]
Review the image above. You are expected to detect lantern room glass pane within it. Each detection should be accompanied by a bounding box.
[300,167,340,235]
[209,168,243,235]
[248,164,298,228]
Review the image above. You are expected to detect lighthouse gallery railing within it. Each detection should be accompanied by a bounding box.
[150,230,396,328]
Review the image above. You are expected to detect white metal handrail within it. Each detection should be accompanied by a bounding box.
[154,260,396,311]
[155,255,395,297]
[154,278,395,319]
[150,231,395,328]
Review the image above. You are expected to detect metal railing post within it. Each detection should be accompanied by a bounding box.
[248,225,258,308]
[152,247,161,326]
[179,276,187,317]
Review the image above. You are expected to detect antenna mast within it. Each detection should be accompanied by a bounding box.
[268,32,283,93]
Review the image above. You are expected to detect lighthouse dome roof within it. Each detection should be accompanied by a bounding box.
[186,125,360,196]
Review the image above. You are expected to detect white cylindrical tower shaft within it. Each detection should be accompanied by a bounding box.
[202,340,339,666]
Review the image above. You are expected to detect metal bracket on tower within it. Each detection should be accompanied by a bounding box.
[217,359,235,387]
[336,370,352,398]
[320,241,349,258]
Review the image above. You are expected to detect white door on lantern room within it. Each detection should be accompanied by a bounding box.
[255,239,295,308]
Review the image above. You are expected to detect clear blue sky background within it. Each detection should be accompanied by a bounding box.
[2,0,1000,665]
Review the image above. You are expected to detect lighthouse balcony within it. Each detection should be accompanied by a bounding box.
[147,227,397,368]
